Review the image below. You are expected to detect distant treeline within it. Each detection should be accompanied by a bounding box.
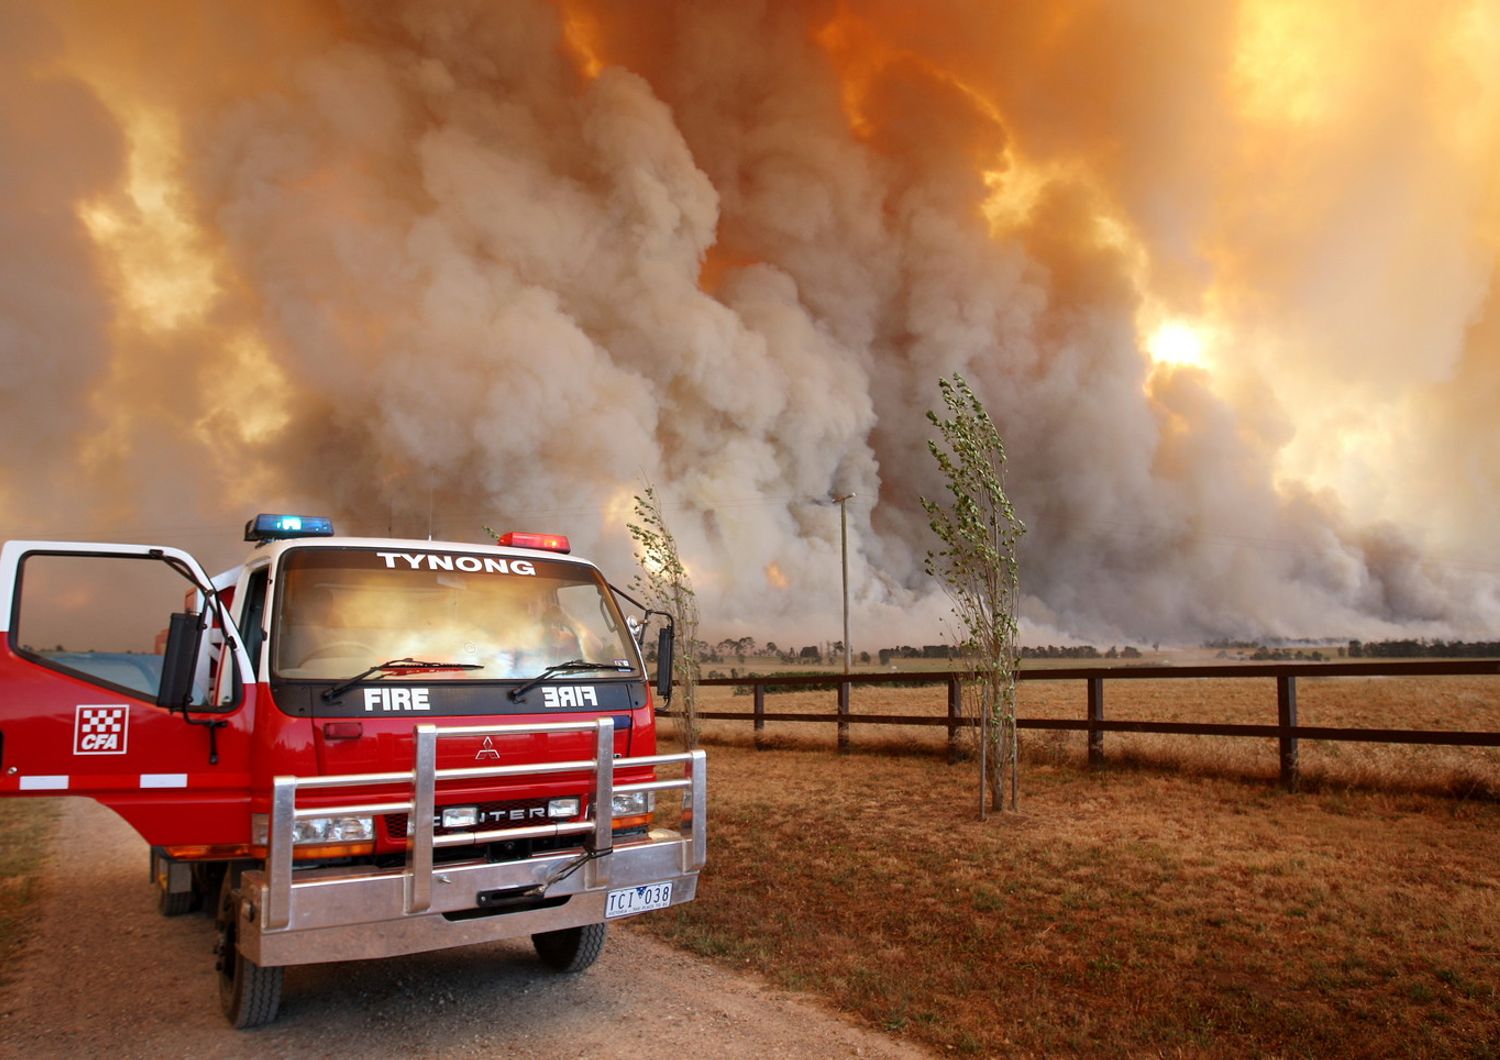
[686,637,1500,668]
[713,671,935,695]
[1021,644,1143,660]
[1348,639,1500,658]
[878,645,959,664]
[1237,647,1330,661]
[874,644,1144,664]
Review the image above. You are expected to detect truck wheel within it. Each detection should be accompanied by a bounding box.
[214,868,283,1028]
[532,922,608,972]
[157,882,195,917]
[151,847,197,917]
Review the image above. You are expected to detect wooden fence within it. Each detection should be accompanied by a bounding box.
[667,659,1500,790]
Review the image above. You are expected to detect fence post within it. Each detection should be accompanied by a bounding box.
[837,677,850,754]
[947,674,961,764]
[1277,674,1299,791]
[1087,677,1105,768]
[753,683,766,751]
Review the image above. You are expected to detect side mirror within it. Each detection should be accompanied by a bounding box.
[158,611,204,710]
[655,626,674,702]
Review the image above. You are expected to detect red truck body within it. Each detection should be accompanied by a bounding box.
[0,517,706,1026]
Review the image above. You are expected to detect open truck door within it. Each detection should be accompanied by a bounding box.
[0,540,255,847]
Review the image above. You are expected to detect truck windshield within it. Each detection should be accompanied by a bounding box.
[271,548,641,682]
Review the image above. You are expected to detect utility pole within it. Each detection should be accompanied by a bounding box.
[831,492,855,673]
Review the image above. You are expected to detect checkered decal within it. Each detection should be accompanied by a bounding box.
[74,704,129,755]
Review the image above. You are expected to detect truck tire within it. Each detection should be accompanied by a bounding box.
[214,867,283,1028]
[151,847,197,916]
[531,922,607,972]
[157,882,195,917]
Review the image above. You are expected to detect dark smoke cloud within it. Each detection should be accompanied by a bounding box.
[1,0,1496,648]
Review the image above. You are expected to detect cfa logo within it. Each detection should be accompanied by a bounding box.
[542,686,598,709]
[74,705,129,755]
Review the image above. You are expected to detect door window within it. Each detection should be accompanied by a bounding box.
[11,552,218,705]
[237,567,270,678]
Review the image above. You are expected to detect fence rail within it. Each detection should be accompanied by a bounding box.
[668,660,1500,790]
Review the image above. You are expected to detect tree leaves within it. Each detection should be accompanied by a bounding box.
[628,481,701,750]
[920,374,1025,814]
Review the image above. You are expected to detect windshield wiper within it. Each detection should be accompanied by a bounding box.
[508,659,633,702]
[322,658,484,702]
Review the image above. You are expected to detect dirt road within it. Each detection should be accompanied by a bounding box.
[1,798,927,1059]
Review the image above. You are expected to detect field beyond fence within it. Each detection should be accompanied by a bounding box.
[634,742,1500,1055]
[673,658,1500,798]
[641,659,1500,1053]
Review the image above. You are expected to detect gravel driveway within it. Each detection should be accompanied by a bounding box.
[0,798,926,1059]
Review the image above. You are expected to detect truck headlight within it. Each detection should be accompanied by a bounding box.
[292,815,375,844]
[252,812,376,846]
[611,791,654,817]
[611,791,655,831]
[548,797,581,818]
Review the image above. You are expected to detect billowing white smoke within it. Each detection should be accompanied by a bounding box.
[2,0,1497,647]
[0,5,121,504]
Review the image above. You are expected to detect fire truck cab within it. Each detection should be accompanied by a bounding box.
[0,515,706,1027]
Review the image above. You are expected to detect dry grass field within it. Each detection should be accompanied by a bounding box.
[639,672,1500,1055]
[693,669,1500,798]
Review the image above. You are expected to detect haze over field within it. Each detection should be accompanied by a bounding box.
[2,1,1498,645]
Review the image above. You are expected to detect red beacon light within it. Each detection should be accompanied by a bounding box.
[497,531,571,554]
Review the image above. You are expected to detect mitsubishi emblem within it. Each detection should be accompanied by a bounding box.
[476,736,500,761]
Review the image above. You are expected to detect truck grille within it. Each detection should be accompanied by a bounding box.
[383,797,563,840]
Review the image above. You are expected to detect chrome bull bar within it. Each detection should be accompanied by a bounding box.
[263,717,707,934]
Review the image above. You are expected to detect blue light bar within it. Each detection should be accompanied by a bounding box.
[245,513,336,542]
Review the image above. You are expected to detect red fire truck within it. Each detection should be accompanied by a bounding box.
[0,514,706,1027]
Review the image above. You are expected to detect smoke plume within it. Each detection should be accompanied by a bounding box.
[2,0,1498,646]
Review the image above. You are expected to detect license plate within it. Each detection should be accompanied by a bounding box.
[605,881,673,919]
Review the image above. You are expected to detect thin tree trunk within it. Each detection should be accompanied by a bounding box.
[978,692,988,821]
